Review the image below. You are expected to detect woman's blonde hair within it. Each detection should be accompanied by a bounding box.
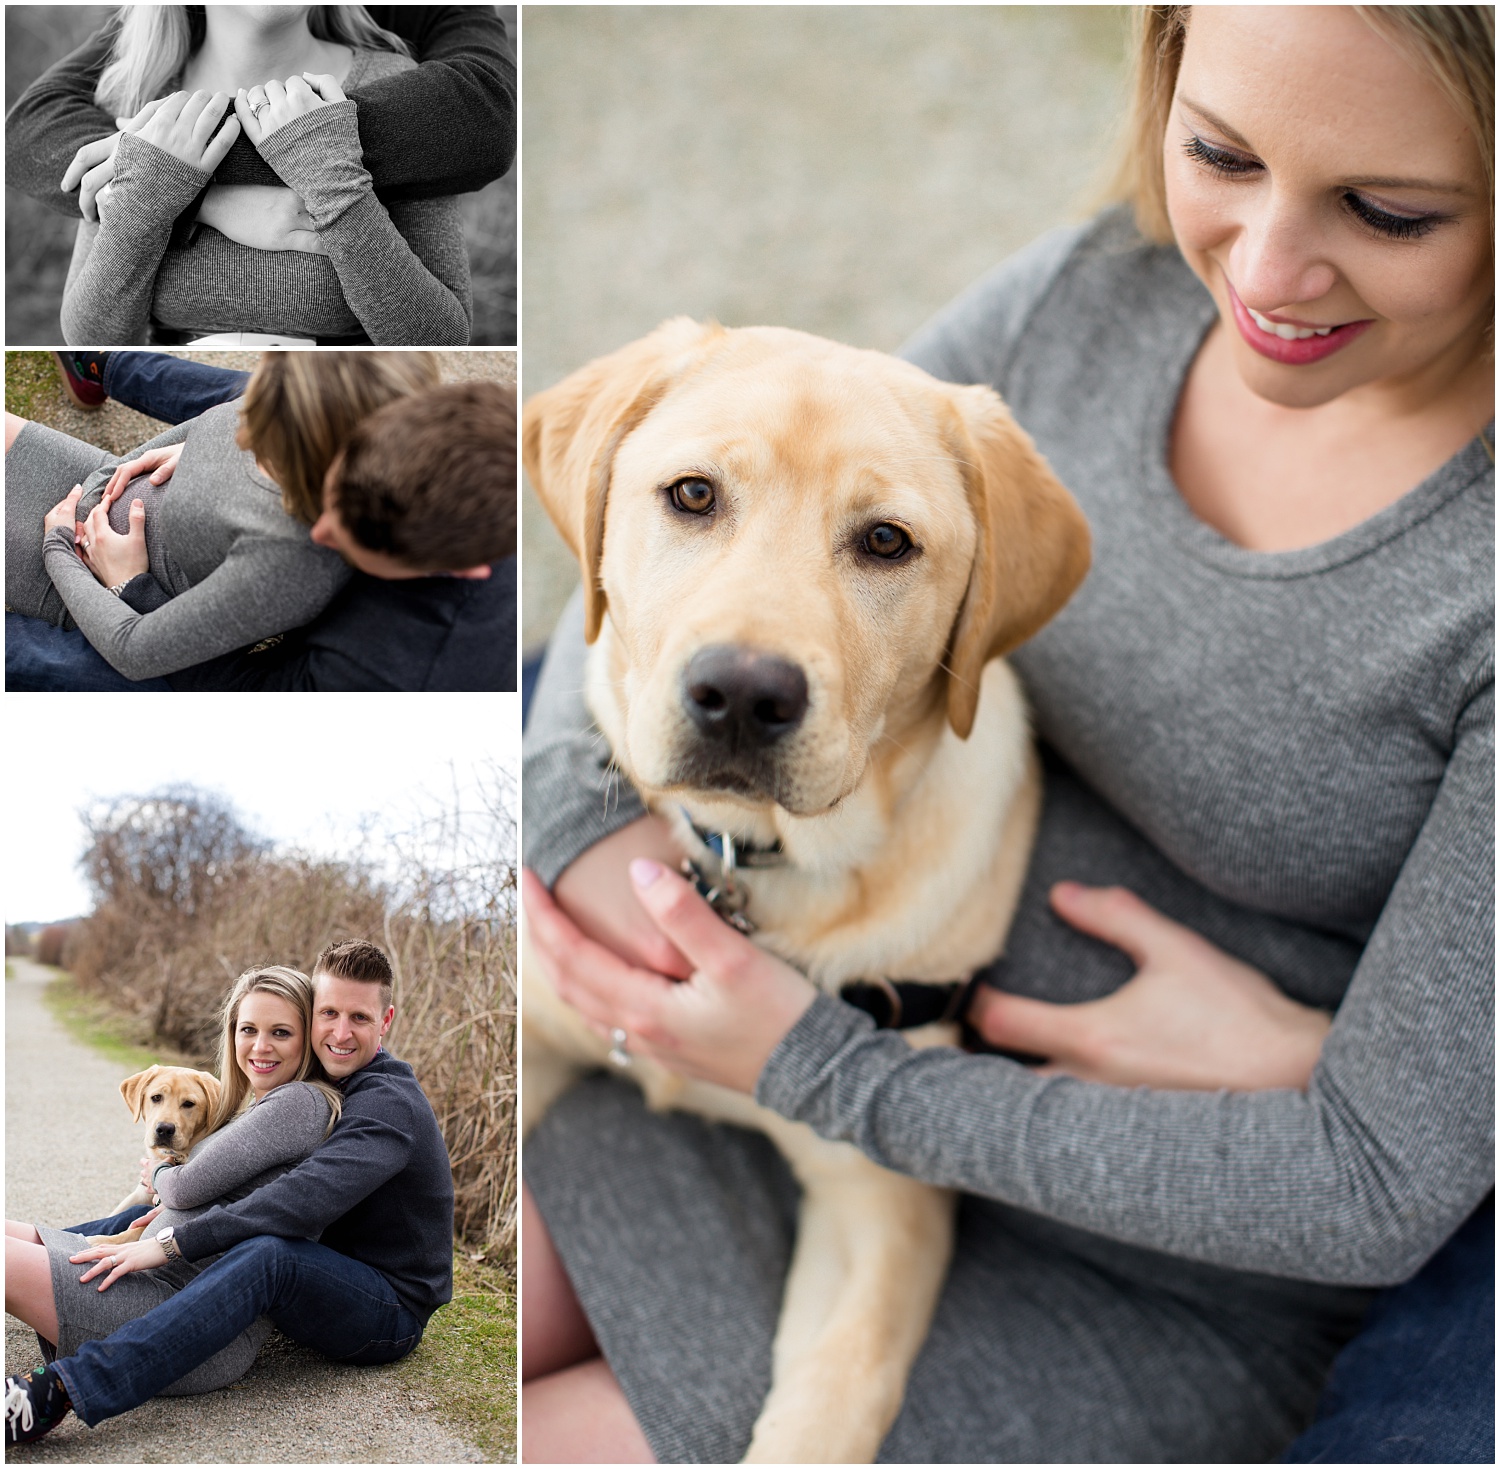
[1112,6,1495,245]
[206,964,343,1136]
[237,352,442,523]
[96,5,411,118]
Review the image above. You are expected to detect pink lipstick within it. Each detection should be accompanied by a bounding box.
[1226,280,1373,365]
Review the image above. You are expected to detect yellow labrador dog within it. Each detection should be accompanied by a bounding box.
[523,318,1089,1463]
[94,1065,221,1243]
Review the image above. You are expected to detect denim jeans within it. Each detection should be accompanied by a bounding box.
[1284,1195,1495,1464]
[63,1206,155,1236]
[103,354,251,426]
[53,1235,423,1426]
[5,612,168,691]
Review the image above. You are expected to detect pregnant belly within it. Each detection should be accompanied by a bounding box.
[152,234,364,339]
[77,473,182,592]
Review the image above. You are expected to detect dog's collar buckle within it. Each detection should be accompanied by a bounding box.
[681,828,759,934]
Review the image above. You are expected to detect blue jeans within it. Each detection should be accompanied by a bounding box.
[1284,1195,1494,1463]
[63,1206,154,1236]
[103,354,251,425]
[53,1235,423,1426]
[5,612,168,691]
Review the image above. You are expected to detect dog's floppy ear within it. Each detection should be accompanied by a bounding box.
[943,385,1091,739]
[119,1066,161,1123]
[522,317,726,642]
[195,1070,223,1114]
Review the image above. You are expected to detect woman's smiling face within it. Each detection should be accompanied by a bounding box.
[1164,6,1492,410]
[234,990,305,1098]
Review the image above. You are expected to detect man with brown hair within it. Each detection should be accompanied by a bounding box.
[7,939,455,1446]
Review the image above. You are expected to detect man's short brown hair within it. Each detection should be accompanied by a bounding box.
[313,938,394,1010]
[331,380,516,572]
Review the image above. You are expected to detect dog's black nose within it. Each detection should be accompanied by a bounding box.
[683,645,809,746]
[154,1123,177,1141]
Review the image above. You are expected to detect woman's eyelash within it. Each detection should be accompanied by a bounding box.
[1341,192,1442,240]
[1182,133,1259,178]
[1184,132,1446,241]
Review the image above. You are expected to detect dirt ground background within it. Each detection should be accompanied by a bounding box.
[4,5,516,346]
[4,348,516,455]
[521,4,1132,652]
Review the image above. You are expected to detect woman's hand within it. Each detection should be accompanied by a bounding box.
[236,73,346,149]
[135,90,241,175]
[78,484,149,589]
[523,861,816,1094]
[197,184,327,255]
[61,97,172,222]
[69,1236,168,1291]
[552,816,695,979]
[42,486,84,541]
[969,882,1332,1091]
[103,444,183,502]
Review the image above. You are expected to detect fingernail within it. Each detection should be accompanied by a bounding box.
[1052,881,1084,902]
[629,859,664,889]
[133,499,143,508]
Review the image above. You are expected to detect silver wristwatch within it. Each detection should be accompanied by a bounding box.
[155,1225,181,1262]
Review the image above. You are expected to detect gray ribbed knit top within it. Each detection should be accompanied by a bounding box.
[523,208,1494,1288]
[38,401,350,680]
[60,48,471,346]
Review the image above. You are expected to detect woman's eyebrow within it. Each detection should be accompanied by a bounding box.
[1178,95,1477,196]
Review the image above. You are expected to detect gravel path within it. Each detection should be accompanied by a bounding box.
[5,957,483,1462]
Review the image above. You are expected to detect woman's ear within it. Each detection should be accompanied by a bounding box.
[943,384,1092,738]
[522,318,725,642]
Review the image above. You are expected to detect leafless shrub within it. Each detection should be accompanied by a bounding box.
[69,778,517,1263]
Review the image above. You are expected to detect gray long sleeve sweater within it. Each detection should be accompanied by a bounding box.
[152,1081,333,1223]
[60,48,471,346]
[9,402,349,680]
[522,208,1493,1289]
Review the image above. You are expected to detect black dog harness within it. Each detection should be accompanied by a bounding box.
[681,818,976,1030]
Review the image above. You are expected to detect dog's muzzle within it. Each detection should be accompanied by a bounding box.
[681,645,808,749]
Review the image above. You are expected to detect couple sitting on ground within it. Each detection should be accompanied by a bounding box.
[5,350,516,691]
[5,939,453,1447]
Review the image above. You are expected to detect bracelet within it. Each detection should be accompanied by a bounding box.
[107,582,129,597]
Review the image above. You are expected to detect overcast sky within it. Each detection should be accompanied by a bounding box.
[5,694,521,925]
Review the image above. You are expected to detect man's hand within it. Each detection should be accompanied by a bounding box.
[43,485,84,540]
[70,1236,168,1290]
[969,883,1332,1092]
[197,183,327,254]
[78,485,149,589]
[61,97,171,222]
[136,90,241,175]
[236,73,346,148]
[103,444,183,501]
[552,815,695,979]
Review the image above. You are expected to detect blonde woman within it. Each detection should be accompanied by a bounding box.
[3,350,440,682]
[520,5,1492,1461]
[4,966,342,1398]
[59,4,471,346]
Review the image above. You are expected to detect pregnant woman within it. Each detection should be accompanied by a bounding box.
[4,965,341,1411]
[521,5,1492,1462]
[3,350,440,682]
[60,4,471,346]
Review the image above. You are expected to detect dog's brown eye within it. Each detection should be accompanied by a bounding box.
[863,523,912,559]
[669,478,716,515]
[181,1100,195,1108]
[150,1094,163,1104]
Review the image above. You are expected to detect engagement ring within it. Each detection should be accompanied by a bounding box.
[250,101,269,121]
[607,1027,631,1068]
[82,538,92,550]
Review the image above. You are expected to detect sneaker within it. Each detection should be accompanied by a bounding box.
[50,352,110,410]
[4,1366,71,1446]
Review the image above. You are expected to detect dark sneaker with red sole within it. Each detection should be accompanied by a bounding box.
[50,352,109,409]
[4,1365,72,1446]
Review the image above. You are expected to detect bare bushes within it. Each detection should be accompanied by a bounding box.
[67,780,518,1263]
